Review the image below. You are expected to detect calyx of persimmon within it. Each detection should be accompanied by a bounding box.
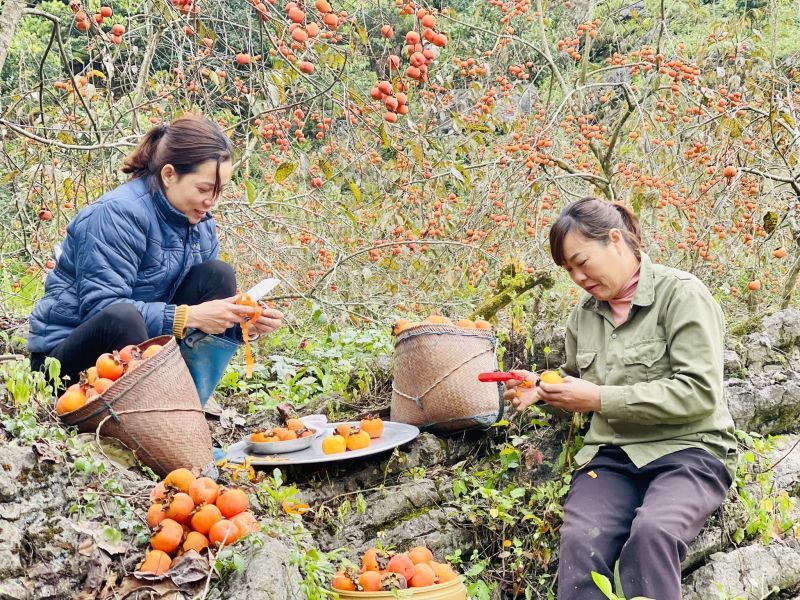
[381,572,408,590]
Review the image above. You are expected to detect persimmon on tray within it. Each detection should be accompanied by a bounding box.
[247,418,320,454]
[226,420,420,466]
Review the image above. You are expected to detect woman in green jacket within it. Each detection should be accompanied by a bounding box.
[504,197,737,600]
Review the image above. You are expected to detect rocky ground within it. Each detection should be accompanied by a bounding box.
[0,309,798,599]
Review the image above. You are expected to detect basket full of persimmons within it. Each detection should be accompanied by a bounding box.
[54,335,212,476]
[330,546,467,599]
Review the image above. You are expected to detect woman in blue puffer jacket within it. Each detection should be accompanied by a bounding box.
[28,115,283,397]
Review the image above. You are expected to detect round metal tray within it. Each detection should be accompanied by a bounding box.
[227,421,420,466]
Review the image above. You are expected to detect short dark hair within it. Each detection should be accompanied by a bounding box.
[549,197,642,266]
[121,114,233,198]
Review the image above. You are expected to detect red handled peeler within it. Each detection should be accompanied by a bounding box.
[478,372,533,386]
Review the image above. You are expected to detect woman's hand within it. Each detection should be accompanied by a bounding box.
[247,305,284,336]
[537,376,601,413]
[502,370,540,412]
[186,297,255,335]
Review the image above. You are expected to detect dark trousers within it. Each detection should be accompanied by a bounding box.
[557,446,731,600]
[31,259,236,385]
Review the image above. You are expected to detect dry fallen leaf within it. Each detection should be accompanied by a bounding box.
[282,500,311,515]
[112,575,181,599]
[166,550,209,586]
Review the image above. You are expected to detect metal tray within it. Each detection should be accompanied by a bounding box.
[226,421,420,466]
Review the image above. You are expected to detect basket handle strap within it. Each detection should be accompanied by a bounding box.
[392,346,494,411]
[94,407,208,476]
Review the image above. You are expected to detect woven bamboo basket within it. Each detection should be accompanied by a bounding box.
[390,324,503,432]
[60,335,213,477]
[332,576,467,599]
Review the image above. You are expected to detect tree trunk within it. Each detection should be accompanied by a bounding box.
[0,0,27,75]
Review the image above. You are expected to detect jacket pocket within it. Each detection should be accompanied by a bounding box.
[622,338,669,382]
[576,349,599,382]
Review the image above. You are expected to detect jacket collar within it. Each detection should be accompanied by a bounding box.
[148,181,213,228]
[580,252,656,312]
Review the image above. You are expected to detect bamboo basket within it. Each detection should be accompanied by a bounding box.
[332,575,467,599]
[391,324,503,432]
[59,335,213,477]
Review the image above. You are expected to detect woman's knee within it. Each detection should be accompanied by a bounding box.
[191,260,236,296]
[102,303,146,331]
[628,515,684,549]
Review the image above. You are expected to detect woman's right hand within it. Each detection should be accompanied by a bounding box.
[186,297,255,335]
[502,370,540,412]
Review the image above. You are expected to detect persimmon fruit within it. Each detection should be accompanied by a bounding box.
[56,387,87,414]
[164,468,195,493]
[430,561,458,582]
[96,353,123,381]
[386,553,415,581]
[146,503,165,528]
[118,344,140,363]
[539,370,564,384]
[346,430,371,451]
[92,377,114,394]
[208,519,241,545]
[142,344,163,359]
[407,546,433,565]
[361,547,390,572]
[140,549,171,575]
[182,531,209,553]
[359,570,383,591]
[231,511,260,535]
[331,571,357,591]
[409,562,436,587]
[322,434,347,454]
[150,518,183,554]
[191,503,223,534]
[164,492,195,523]
[188,477,219,505]
[360,416,384,439]
[216,488,249,518]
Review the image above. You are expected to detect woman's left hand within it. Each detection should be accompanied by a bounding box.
[537,376,601,413]
[248,306,285,336]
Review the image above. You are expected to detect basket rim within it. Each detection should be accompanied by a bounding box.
[330,574,466,597]
[61,335,177,426]
[394,323,495,347]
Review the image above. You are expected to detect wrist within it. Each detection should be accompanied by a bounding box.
[185,306,199,329]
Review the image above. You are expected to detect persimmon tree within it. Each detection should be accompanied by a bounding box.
[0,0,797,328]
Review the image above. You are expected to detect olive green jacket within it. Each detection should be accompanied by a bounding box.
[561,253,738,481]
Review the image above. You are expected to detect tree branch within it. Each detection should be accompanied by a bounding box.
[471,272,555,321]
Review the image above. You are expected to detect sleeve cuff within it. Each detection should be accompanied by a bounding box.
[162,304,177,336]
[600,385,628,419]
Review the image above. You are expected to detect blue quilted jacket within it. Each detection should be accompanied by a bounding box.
[28,178,218,354]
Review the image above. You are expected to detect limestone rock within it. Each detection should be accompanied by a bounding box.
[222,534,304,600]
[682,544,800,600]
[741,309,800,372]
[726,371,800,434]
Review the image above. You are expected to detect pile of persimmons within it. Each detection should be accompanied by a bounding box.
[321,416,384,455]
[139,468,259,575]
[393,315,492,336]
[55,343,163,415]
[250,417,316,443]
[331,546,460,592]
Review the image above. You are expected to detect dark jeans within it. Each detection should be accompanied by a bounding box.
[31,260,236,385]
[557,446,731,600]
